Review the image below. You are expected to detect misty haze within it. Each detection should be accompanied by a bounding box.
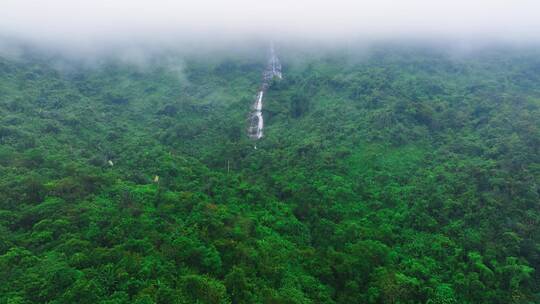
[0,1,539,304]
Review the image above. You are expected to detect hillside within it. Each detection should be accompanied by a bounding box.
[0,44,539,303]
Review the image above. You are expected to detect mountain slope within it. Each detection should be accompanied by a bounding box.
[0,44,539,303]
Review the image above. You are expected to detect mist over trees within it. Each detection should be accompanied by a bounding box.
[0,42,538,303]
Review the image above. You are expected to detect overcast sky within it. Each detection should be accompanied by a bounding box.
[1,0,540,49]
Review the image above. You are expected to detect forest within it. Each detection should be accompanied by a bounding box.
[0,43,539,303]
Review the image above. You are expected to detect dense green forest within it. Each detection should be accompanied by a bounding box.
[0,43,539,303]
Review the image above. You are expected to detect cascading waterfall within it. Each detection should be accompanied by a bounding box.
[247,44,282,140]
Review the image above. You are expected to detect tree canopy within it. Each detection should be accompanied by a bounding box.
[0,44,539,303]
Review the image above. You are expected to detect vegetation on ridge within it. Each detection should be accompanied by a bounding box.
[0,44,539,303]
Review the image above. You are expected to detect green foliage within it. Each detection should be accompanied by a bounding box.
[0,44,539,303]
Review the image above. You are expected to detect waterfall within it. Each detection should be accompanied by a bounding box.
[247,44,282,140]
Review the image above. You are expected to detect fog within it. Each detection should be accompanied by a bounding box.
[1,0,540,57]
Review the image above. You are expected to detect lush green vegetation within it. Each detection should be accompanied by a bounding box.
[0,44,539,303]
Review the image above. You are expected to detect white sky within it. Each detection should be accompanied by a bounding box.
[1,0,540,47]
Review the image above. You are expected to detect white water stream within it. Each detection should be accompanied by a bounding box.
[248,44,282,140]
[253,91,264,139]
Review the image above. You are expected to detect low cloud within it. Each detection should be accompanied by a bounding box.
[1,0,540,56]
